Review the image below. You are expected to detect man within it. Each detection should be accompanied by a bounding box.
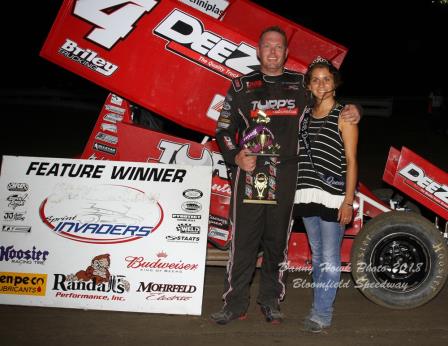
[212,26,360,325]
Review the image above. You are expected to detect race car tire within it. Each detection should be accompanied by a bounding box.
[351,211,448,309]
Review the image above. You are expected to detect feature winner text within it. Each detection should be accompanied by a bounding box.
[25,161,186,182]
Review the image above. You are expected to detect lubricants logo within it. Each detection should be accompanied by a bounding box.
[39,183,163,244]
[0,272,47,296]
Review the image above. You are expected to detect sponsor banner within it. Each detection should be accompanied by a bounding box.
[82,113,232,249]
[40,0,347,136]
[0,156,212,315]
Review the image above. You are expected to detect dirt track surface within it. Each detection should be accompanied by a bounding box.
[1,267,447,345]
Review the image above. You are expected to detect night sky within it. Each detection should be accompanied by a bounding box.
[5,0,448,99]
[253,0,448,97]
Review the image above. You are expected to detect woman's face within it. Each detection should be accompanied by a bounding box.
[308,66,335,101]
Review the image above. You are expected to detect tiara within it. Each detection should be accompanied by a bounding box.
[308,56,331,69]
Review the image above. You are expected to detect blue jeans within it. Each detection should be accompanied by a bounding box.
[303,216,344,327]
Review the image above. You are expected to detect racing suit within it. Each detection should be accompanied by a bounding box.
[215,69,307,313]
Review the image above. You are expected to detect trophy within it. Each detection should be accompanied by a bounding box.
[241,110,280,204]
[241,110,280,157]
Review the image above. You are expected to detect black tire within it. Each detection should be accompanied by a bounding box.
[351,211,448,309]
[373,188,420,213]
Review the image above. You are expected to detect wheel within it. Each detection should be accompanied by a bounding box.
[351,211,448,309]
[373,188,420,213]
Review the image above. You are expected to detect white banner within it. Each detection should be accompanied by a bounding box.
[0,156,212,315]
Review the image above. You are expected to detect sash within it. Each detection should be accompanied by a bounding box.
[299,106,345,188]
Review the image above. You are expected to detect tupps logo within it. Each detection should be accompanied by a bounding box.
[0,272,47,296]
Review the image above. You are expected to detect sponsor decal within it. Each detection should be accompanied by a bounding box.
[222,136,235,150]
[95,132,118,145]
[125,251,199,272]
[176,223,200,234]
[172,213,201,221]
[7,194,28,210]
[211,181,231,197]
[209,214,228,228]
[93,142,117,155]
[100,123,118,133]
[2,225,31,233]
[208,227,229,241]
[3,211,26,221]
[58,39,118,76]
[0,245,49,265]
[181,201,202,213]
[40,184,163,244]
[137,281,197,293]
[0,272,47,296]
[7,183,29,192]
[105,104,126,115]
[110,94,123,106]
[137,280,196,301]
[154,10,259,79]
[103,112,123,123]
[206,94,225,121]
[179,0,229,19]
[399,163,448,208]
[53,254,129,301]
[250,99,298,117]
[165,235,200,243]
[246,80,262,90]
[182,189,203,199]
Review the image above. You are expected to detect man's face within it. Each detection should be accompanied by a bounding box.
[257,31,288,76]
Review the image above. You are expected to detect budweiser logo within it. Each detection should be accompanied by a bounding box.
[124,256,198,271]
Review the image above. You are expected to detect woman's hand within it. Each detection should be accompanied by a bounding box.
[338,202,353,225]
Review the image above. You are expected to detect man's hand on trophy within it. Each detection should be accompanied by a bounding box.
[235,149,256,172]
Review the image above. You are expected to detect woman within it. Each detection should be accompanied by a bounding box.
[294,56,358,333]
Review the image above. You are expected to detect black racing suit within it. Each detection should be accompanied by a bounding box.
[215,69,307,313]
